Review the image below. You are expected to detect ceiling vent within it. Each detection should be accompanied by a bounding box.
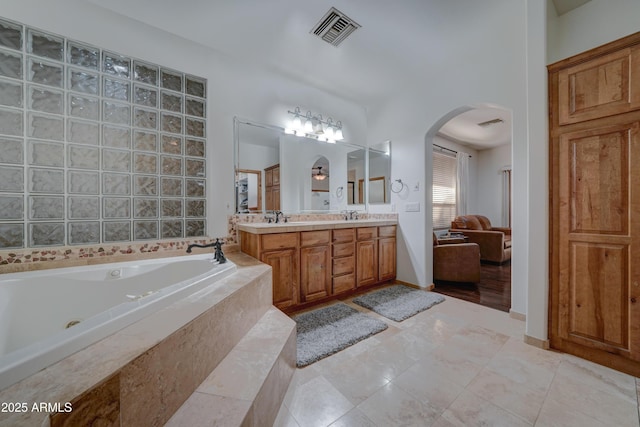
[311,7,361,47]
[477,118,505,127]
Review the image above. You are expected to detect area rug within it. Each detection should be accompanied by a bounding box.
[293,303,388,367]
[352,285,445,322]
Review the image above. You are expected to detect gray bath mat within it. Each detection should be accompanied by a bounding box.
[293,303,388,367]
[353,285,445,322]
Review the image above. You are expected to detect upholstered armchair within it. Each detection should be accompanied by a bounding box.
[450,215,511,264]
[433,233,481,283]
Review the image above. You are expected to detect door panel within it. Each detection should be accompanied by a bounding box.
[566,242,628,350]
[559,47,640,124]
[557,122,640,359]
[568,128,629,234]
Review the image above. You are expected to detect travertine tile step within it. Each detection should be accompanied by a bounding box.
[166,307,296,427]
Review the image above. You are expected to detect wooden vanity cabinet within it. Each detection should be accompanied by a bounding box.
[300,231,331,302]
[240,224,396,311]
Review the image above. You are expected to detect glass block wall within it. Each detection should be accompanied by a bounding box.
[0,18,208,249]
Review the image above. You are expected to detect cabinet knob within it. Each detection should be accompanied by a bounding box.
[631,297,637,304]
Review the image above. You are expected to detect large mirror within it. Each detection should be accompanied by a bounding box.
[367,140,392,204]
[234,118,385,213]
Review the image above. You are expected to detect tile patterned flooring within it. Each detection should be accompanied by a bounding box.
[274,292,640,427]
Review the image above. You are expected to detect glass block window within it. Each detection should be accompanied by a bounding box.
[0,17,207,248]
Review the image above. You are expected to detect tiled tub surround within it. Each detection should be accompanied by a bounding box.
[0,17,208,249]
[0,254,237,390]
[0,252,295,427]
[0,237,231,274]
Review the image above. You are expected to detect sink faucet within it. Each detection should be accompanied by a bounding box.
[342,210,359,220]
[274,210,284,223]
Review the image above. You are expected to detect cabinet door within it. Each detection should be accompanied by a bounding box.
[272,166,280,186]
[262,249,298,309]
[378,237,397,282]
[357,240,378,287]
[300,245,331,302]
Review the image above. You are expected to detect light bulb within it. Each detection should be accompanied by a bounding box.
[334,128,343,140]
[304,119,313,133]
[325,126,334,139]
[292,115,302,130]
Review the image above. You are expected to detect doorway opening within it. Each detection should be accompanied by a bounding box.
[426,104,513,312]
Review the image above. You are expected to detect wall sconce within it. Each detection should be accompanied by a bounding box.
[286,107,344,142]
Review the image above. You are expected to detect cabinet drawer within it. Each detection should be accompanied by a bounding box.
[300,230,330,247]
[379,225,396,237]
[333,242,355,257]
[332,228,354,243]
[333,256,354,276]
[356,227,377,240]
[333,273,355,294]
[261,233,298,250]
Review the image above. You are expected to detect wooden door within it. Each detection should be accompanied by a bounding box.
[378,237,397,282]
[550,33,640,375]
[300,245,331,302]
[357,240,377,287]
[262,249,298,309]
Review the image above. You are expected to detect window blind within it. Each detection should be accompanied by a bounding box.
[432,151,457,229]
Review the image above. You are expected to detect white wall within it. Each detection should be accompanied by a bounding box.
[477,144,512,227]
[365,0,531,319]
[1,0,368,239]
[547,0,640,64]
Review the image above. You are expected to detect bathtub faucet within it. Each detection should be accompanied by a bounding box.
[186,239,226,264]
[186,242,216,253]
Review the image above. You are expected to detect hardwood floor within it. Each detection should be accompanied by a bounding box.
[433,261,511,312]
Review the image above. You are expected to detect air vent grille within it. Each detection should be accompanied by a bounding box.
[311,7,361,47]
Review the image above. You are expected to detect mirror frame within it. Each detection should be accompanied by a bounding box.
[233,117,388,214]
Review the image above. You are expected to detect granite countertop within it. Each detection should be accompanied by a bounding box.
[237,218,398,234]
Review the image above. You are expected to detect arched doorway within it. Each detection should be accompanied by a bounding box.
[425,104,513,312]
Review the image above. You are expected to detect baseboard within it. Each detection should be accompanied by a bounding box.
[524,334,550,350]
[395,279,434,291]
[509,310,526,321]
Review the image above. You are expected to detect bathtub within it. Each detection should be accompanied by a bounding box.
[0,254,236,391]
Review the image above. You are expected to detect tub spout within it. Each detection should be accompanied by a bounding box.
[186,242,216,253]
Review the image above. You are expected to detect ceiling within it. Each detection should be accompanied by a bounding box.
[84,0,585,149]
[438,107,512,150]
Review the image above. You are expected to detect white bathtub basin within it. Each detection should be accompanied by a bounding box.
[0,254,236,390]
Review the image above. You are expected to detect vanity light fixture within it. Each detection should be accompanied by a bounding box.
[286,107,345,142]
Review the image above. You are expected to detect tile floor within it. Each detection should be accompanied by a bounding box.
[274,293,640,427]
